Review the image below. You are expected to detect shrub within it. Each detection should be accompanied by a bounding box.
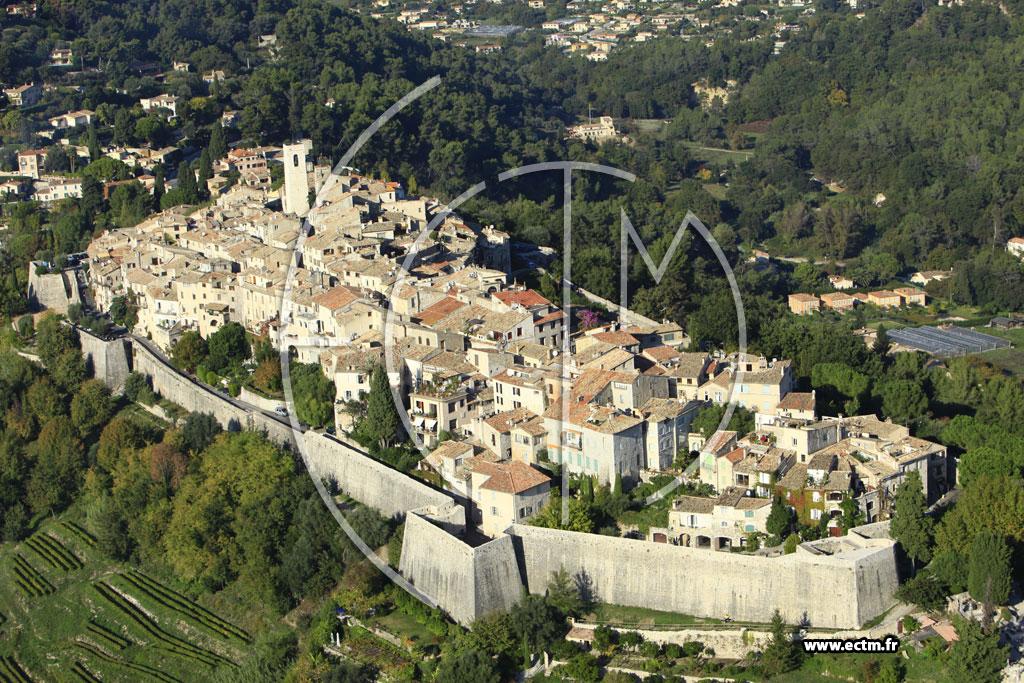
[784,533,800,554]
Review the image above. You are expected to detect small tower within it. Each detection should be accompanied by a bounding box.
[281,139,313,216]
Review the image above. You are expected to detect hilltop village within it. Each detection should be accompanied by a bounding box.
[83,151,953,546]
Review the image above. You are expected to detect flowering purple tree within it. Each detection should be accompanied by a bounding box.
[579,308,600,331]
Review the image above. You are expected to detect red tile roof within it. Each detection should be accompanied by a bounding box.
[492,289,551,308]
[474,460,552,494]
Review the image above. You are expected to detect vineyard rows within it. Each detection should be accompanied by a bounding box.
[68,662,102,683]
[11,555,54,597]
[72,642,181,683]
[60,522,96,548]
[0,655,31,683]
[85,620,130,650]
[91,582,236,669]
[24,534,83,572]
[121,570,250,643]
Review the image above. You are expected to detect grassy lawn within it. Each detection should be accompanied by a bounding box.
[370,610,439,646]
[974,346,1024,375]
[0,509,282,682]
[702,182,728,200]
[775,648,949,682]
[682,143,753,166]
[587,603,722,627]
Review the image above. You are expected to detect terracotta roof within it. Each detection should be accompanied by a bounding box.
[778,392,815,413]
[704,430,737,455]
[474,460,552,494]
[492,289,551,308]
[312,286,360,310]
[416,296,467,326]
[642,345,680,362]
[484,407,537,433]
[672,495,716,513]
[590,330,640,347]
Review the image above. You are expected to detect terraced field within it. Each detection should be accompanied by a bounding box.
[0,514,259,682]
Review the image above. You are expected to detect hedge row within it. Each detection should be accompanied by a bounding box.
[72,642,180,683]
[0,655,31,683]
[24,534,82,572]
[60,521,96,548]
[69,662,103,683]
[11,555,54,597]
[121,570,250,642]
[91,582,236,669]
[86,620,130,650]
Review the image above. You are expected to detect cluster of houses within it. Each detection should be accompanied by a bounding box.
[788,287,928,315]
[80,161,953,541]
[663,406,951,549]
[367,0,818,61]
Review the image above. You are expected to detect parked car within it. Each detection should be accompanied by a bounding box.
[274,406,287,417]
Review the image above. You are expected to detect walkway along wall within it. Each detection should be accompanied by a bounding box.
[130,339,452,521]
[507,525,899,629]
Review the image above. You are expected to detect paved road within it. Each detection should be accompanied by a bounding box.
[131,335,303,432]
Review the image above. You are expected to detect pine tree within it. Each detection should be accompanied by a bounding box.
[197,148,213,199]
[177,160,197,204]
[889,470,934,566]
[363,365,400,450]
[761,609,801,676]
[208,123,227,162]
[947,617,1007,683]
[613,472,623,497]
[968,531,1012,606]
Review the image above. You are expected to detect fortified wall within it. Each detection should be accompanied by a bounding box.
[399,511,523,625]
[131,339,451,520]
[74,328,132,390]
[505,524,899,629]
[129,337,899,630]
[27,262,83,313]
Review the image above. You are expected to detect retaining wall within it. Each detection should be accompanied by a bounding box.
[571,621,771,659]
[399,512,522,626]
[302,432,453,520]
[507,525,899,629]
[239,386,285,412]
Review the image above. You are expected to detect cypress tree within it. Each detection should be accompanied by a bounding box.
[889,470,934,566]
[968,531,1012,606]
[197,148,212,199]
[177,160,197,204]
[364,365,400,450]
[87,122,101,161]
[152,164,164,208]
[208,123,227,162]
[873,323,890,355]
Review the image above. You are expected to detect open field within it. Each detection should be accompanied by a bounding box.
[0,512,272,682]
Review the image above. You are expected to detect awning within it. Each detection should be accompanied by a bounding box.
[412,416,425,427]
[425,419,437,430]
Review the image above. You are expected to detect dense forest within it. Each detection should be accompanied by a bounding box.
[7,0,1024,321]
